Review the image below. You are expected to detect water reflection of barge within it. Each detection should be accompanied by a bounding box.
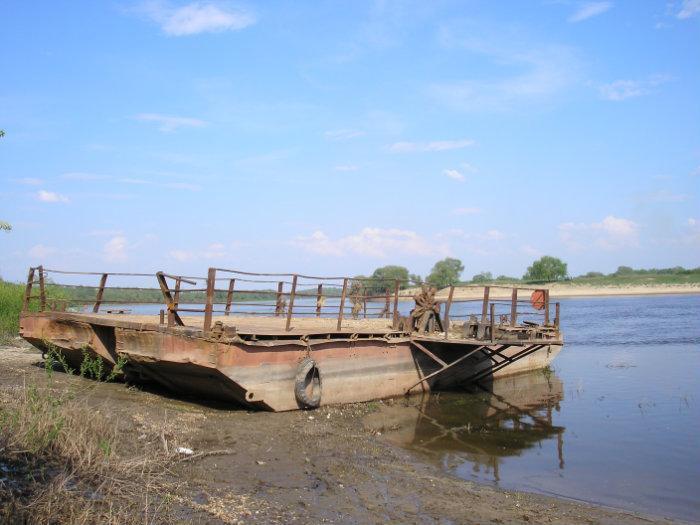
[364,371,565,478]
[19,266,564,411]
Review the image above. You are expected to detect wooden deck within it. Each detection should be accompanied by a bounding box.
[46,312,398,336]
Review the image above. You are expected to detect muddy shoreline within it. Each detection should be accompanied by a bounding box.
[0,342,684,524]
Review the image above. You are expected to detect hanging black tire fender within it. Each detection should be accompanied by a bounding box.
[294,357,322,409]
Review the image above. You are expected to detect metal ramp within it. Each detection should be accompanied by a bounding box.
[405,340,551,394]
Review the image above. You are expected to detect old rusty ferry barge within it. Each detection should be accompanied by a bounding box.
[19,266,563,411]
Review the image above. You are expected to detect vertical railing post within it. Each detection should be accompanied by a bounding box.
[173,277,182,313]
[203,268,216,332]
[316,284,323,317]
[510,287,518,327]
[93,273,108,313]
[555,302,560,330]
[22,267,35,312]
[490,303,495,343]
[478,286,490,338]
[286,274,298,331]
[225,278,235,316]
[544,289,550,326]
[159,309,165,325]
[392,279,400,330]
[337,278,348,331]
[363,295,367,319]
[384,289,390,319]
[37,265,46,312]
[443,285,454,339]
[276,281,284,317]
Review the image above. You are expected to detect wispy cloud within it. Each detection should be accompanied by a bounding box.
[324,129,365,140]
[678,0,700,19]
[138,1,255,36]
[103,235,128,262]
[334,165,359,172]
[27,244,57,259]
[61,172,108,181]
[432,24,580,112]
[443,169,465,182]
[163,182,201,191]
[292,228,449,258]
[389,139,474,153]
[559,215,638,250]
[599,74,671,101]
[452,207,481,215]
[36,190,69,203]
[568,2,612,23]
[134,113,207,132]
[13,177,42,185]
[638,190,690,203]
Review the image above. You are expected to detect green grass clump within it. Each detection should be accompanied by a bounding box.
[0,280,30,343]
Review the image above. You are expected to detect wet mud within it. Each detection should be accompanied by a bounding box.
[0,342,683,524]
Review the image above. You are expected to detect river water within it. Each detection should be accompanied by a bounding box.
[91,294,699,520]
[374,294,700,522]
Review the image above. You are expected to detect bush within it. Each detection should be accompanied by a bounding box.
[0,280,29,343]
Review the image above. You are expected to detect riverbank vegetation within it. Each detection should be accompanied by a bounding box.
[0,354,170,524]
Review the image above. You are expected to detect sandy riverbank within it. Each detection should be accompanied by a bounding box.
[0,342,682,524]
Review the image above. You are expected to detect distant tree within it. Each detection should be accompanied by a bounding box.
[409,273,423,286]
[523,256,568,282]
[471,271,493,283]
[426,257,464,289]
[614,265,635,276]
[581,271,604,278]
[368,265,410,293]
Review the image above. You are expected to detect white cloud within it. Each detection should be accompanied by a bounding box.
[678,0,700,19]
[452,207,481,215]
[444,169,465,182]
[599,75,671,101]
[568,2,612,23]
[324,129,365,140]
[140,1,255,36]
[389,139,474,153]
[293,228,449,258]
[36,190,69,203]
[334,165,359,172]
[27,244,57,259]
[559,215,638,250]
[103,235,128,262]
[134,113,207,132]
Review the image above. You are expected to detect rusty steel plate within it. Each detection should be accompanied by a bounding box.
[530,290,546,310]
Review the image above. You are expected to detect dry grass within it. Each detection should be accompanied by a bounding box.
[0,379,172,524]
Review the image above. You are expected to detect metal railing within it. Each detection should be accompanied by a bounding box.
[21,266,560,338]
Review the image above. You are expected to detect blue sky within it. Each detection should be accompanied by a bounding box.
[1,0,699,283]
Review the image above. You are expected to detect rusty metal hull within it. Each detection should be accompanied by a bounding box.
[20,312,561,412]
